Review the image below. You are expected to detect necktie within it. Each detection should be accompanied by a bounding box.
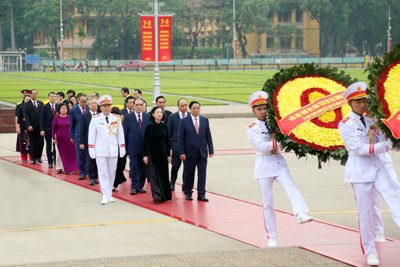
[194,117,199,134]
[105,116,109,124]
[360,115,366,127]
[51,104,55,115]
[82,107,85,114]
[138,114,142,128]
[130,109,133,114]
[181,113,185,119]
[265,121,272,134]
[34,101,37,108]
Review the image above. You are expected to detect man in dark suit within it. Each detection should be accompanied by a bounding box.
[40,92,58,168]
[121,87,130,109]
[79,98,98,185]
[123,99,149,195]
[167,98,189,190]
[23,89,44,164]
[70,93,88,180]
[155,95,172,125]
[121,96,135,118]
[179,101,214,202]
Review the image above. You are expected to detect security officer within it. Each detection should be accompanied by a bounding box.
[246,91,312,249]
[338,82,400,266]
[88,95,125,205]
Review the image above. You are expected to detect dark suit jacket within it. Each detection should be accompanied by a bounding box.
[40,103,58,135]
[163,109,172,125]
[179,115,214,159]
[23,100,44,132]
[79,112,94,146]
[168,111,190,151]
[123,112,150,155]
[121,108,134,117]
[69,104,88,141]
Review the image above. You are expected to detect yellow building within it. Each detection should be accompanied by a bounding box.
[34,5,319,59]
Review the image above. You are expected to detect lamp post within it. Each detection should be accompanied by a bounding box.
[387,5,392,53]
[153,0,160,105]
[232,0,237,64]
[60,0,64,71]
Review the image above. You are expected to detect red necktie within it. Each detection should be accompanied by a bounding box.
[138,113,142,128]
[51,104,55,115]
[82,107,85,114]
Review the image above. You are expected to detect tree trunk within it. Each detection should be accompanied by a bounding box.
[0,25,3,51]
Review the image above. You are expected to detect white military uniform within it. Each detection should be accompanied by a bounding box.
[339,111,400,255]
[88,112,125,204]
[246,119,310,240]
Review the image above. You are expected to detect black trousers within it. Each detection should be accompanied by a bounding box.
[170,148,183,185]
[44,133,55,165]
[183,150,207,197]
[28,131,44,161]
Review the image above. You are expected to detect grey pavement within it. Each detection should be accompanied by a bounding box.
[1,107,399,266]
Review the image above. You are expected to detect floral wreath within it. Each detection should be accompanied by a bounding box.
[263,63,356,167]
[367,45,400,148]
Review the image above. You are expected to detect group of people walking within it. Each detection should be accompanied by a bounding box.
[15,88,215,206]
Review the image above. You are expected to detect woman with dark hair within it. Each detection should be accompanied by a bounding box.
[52,103,78,174]
[143,106,172,203]
[68,95,78,109]
[111,106,127,191]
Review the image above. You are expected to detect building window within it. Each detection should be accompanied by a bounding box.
[279,36,292,50]
[295,34,303,49]
[278,10,291,23]
[267,36,274,48]
[87,21,96,37]
[296,10,303,23]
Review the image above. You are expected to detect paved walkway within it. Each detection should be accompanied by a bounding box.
[2,113,400,266]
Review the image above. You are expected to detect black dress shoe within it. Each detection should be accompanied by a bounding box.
[170,183,175,191]
[48,164,53,168]
[130,189,137,195]
[37,159,43,163]
[197,196,209,202]
[185,195,193,201]
[31,159,36,165]
[137,188,146,193]
[89,179,95,186]
[78,175,85,180]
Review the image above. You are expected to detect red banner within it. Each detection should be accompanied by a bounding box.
[158,15,172,62]
[382,110,400,139]
[277,92,347,134]
[140,16,155,62]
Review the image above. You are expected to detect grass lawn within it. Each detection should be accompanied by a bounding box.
[0,68,368,107]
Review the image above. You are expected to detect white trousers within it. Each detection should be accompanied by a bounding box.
[257,165,309,239]
[352,169,400,255]
[55,145,63,170]
[96,157,118,201]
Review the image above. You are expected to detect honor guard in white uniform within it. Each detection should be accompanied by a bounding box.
[88,95,125,205]
[246,91,312,248]
[338,82,400,266]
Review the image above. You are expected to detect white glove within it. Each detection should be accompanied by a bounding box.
[386,139,393,150]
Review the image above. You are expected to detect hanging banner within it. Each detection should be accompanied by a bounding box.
[140,16,155,62]
[158,15,172,62]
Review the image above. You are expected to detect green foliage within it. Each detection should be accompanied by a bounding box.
[263,63,357,167]
[366,45,400,149]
